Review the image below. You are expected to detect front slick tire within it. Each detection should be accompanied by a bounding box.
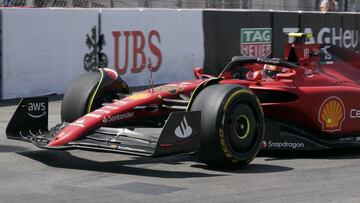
[191,84,264,169]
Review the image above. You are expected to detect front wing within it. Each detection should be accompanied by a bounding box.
[6,97,201,157]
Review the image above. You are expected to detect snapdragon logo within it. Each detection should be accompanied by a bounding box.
[103,112,134,123]
[266,141,305,149]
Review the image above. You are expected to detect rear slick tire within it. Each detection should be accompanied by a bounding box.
[190,84,265,168]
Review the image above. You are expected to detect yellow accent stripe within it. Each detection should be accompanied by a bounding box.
[223,89,253,111]
[185,80,209,111]
[288,32,313,39]
[86,70,104,113]
[237,115,250,140]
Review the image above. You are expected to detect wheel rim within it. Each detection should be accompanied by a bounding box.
[225,101,257,155]
[235,115,250,139]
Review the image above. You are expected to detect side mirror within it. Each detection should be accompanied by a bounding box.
[193,67,204,79]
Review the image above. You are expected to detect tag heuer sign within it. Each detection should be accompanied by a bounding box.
[240,28,272,57]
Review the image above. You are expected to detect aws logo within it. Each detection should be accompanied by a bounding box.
[22,102,47,118]
[318,96,345,132]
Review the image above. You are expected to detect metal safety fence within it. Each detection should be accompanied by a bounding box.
[3,0,360,12]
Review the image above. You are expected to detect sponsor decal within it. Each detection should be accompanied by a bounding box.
[175,116,192,138]
[112,30,162,75]
[350,109,360,119]
[339,137,360,142]
[95,109,111,114]
[320,45,333,64]
[117,145,147,153]
[115,100,128,105]
[154,84,182,94]
[338,137,354,142]
[179,82,193,87]
[304,48,309,59]
[127,93,151,100]
[321,46,332,60]
[22,102,47,118]
[102,112,135,123]
[318,96,345,132]
[103,106,118,110]
[283,27,359,49]
[75,119,85,124]
[69,123,85,128]
[240,28,272,57]
[84,26,108,71]
[70,117,86,127]
[263,141,305,149]
[86,113,102,118]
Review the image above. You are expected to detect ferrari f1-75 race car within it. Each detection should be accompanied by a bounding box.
[6,33,360,168]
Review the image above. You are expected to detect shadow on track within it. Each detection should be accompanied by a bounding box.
[193,148,360,173]
[14,146,360,175]
[259,148,360,161]
[191,163,293,174]
[17,150,224,179]
[17,149,293,176]
[0,145,31,153]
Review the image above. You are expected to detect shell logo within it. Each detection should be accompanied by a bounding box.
[318,96,345,132]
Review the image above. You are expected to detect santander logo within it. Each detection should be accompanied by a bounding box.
[175,116,192,138]
[112,30,162,75]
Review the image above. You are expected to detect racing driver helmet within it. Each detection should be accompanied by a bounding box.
[263,64,281,79]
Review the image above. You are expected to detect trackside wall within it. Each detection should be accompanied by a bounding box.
[1,9,359,99]
[0,8,204,100]
[1,8,99,100]
[203,11,360,74]
[100,9,204,87]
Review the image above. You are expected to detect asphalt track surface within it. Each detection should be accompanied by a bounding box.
[1,100,360,203]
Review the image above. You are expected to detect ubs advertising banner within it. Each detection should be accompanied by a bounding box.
[203,10,272,75]
[1,8,99,99]
[100,9,204,87]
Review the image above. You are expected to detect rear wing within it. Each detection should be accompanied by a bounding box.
[287,32,313,39]
[284,32,320,65]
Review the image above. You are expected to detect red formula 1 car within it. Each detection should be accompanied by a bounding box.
[6,33,360,168]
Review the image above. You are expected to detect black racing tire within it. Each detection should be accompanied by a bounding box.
[61,71,101,123]
[190,84,265,168]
